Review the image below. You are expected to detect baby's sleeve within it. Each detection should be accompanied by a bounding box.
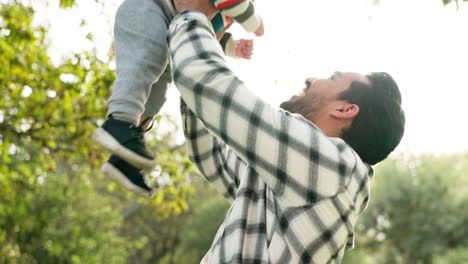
[218,32,237,58]
[213,0,262,33]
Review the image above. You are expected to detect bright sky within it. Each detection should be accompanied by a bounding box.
[33,0,468,155]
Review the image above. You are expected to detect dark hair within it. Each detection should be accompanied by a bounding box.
[337,72,405,165]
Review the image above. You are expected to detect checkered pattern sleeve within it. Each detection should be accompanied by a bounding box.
[213,0,262,33]
[181,100,247,201]
[169,11,358,207]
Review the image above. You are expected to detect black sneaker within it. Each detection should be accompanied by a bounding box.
[101,154,154,197]
[92,115,155,170]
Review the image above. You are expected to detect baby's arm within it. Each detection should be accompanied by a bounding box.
[213,0,264,36]
[218,32,254,60]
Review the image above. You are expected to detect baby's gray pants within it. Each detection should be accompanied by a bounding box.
[107,0,174,125]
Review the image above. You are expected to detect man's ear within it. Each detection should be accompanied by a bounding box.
[330,103,360,120]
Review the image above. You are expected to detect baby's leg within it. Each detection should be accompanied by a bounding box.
[107,0,172,125]
[142,66,172,121]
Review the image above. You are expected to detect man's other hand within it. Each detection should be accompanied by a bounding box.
[174,0,217,18]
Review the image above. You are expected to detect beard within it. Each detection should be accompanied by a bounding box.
[279,94,323,121]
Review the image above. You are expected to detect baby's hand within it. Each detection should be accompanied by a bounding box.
[235,39,254,60]
[254,20,264,37]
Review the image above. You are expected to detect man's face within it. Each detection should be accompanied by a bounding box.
[280,72,370,123]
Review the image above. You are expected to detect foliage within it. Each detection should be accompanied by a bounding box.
[435,248,468,264]
[443,0,468,9]
[58,0,101,9]
[0,1,120,262]
[0,1,194,263]
[0,0,113,169]
[343,153,468,264]
[0,159,129,264]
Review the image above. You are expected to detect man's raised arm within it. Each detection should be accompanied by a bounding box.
[181,100,247,201]
[169,10,358,207]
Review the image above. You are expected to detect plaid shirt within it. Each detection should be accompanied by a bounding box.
[169,11,373,264]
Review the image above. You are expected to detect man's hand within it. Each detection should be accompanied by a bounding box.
[173,0,217,18]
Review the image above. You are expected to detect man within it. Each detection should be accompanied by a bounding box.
[169,0,405,263]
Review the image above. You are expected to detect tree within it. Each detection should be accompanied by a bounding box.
[442,0,468,9]
[0,1,194,263]
[435,248,468,264]
[343,153,468,264]
[0,1,124,262]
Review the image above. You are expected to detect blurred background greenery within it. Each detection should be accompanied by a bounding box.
[1,0,467,263]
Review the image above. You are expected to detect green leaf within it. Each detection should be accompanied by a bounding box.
[59,0,76,8]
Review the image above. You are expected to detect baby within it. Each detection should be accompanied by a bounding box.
[92,0,264,196]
